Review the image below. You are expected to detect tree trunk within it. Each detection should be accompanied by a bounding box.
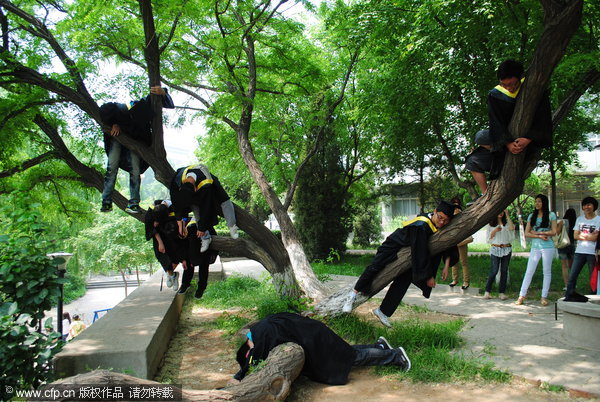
[119,267,128,297]
[43,343,304,401]
[314,0,583,316]
[549,160,557,212]
[513,199,528,249]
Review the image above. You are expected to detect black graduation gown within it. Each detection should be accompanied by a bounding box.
[487,85,552,152]
[235,313,356,385]
[144,201,187,264]
[100,90,175,173]
[169,166,230,230]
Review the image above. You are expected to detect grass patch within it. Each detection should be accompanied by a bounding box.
[193,276,512,384]
[196,275,309,318]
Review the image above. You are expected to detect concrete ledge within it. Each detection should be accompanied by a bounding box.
[54,259,224,379]
[557,295,600,351]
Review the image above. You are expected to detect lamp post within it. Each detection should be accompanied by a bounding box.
[47,252,73,337]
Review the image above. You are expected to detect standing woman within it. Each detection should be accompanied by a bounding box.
[516,194,557,306]
[557,208,577,290]
[484,210,515,300]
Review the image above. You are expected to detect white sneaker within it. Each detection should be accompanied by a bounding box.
[372,308,392,328]
[229,225,239,239]
[499,293,508,300]
[166,273,174,288]
[200,236,212,253]
[376,336,393,350]
[171,271,179,292]
[483,291,492,299]
[342,292,357,313]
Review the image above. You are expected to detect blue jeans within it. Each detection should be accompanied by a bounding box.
[565,253,596,297]
[485,253,511,293]
[352,344,405,366]
[101,139,141,205]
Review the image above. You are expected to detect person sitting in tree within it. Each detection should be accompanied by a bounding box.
[465,59,552,195]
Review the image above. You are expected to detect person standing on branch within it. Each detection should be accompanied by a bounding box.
[343,201,457,327]
[99,86,174,213]
[465,59,552,195]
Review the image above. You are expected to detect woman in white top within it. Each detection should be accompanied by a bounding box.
[484,210,515,300]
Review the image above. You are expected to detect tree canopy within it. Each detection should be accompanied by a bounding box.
[0,0,596,303]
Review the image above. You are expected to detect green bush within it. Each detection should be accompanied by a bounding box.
[352,208,382,248]
[0,304,62,399]
[0,198,65,393]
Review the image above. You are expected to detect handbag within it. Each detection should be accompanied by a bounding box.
[553,219,570,249]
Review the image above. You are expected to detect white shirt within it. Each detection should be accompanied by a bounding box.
[487,224,515,257]
[574,215,600,255]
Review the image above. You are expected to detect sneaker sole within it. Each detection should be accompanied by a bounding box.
[372,309,392,328]
[398,346,411,371]
[377,336,393,350]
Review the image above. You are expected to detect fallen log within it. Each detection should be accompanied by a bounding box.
[40,343,304,401]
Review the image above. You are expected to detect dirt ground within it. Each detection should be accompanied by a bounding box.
[154,302,587,401]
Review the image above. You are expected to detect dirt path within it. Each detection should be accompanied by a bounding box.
[154,303,585,401]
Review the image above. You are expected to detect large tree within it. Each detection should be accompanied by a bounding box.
[0,0,360,300]
[315,0,585,314]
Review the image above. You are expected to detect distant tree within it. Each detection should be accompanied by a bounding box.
[294,134,352,260]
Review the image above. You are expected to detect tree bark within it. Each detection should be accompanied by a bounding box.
[315,0,583,316]
[43,343,304,401]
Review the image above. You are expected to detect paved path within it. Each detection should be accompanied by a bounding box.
[221,258,600,397]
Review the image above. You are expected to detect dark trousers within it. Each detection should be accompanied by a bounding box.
[156,252,173,273]
[379,270,412,317]
[352,344,405,366]
[485,253,511,293]
[566,253,596,297]
[181,252,213,294]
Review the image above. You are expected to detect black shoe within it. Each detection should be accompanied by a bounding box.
[177,284,190,294]
[100,203,112,212]
[461,283,470,290]
[194,288,204,299]
[376,336,393,350]
[126,205,142,214]
[449,281,458,288]
[396,347,411,371]
[564,292,589,303]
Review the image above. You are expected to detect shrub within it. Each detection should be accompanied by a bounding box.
[0,198,65,394]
